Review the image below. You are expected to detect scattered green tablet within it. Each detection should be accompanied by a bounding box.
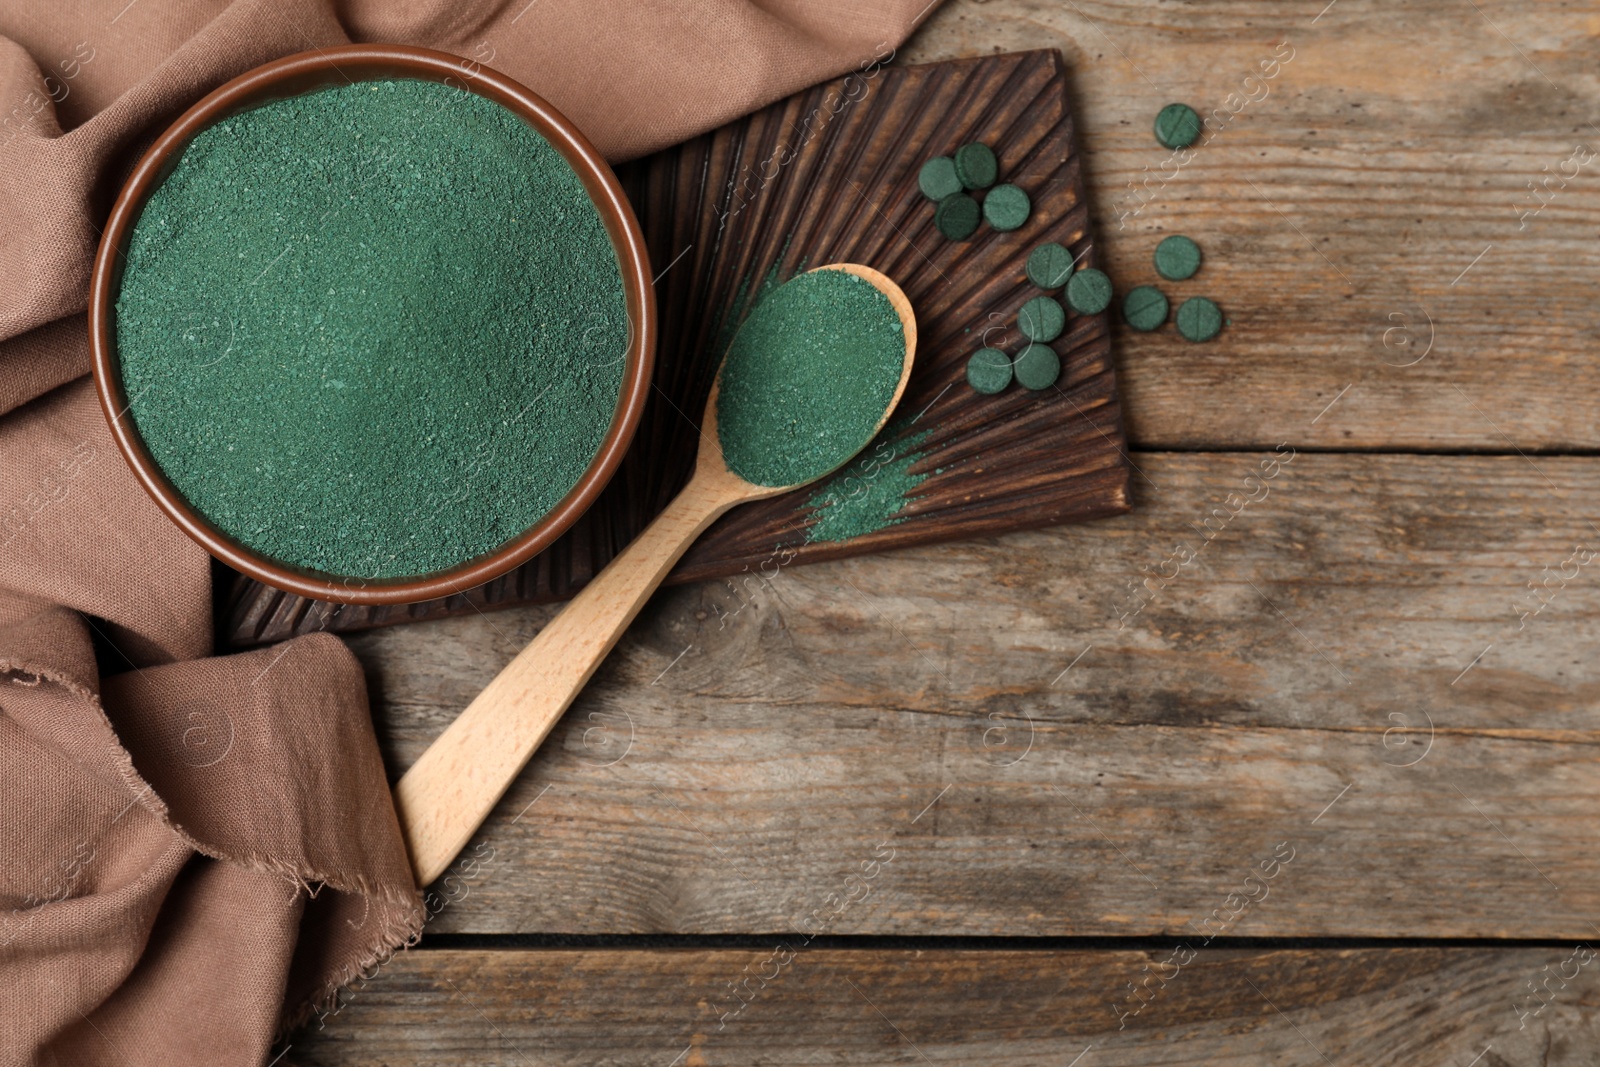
[983,183,1030,232]
[1176,296,1223,342]
[919,156,963,201]
[935,192,981,239]
[1014,342,1061,391]
[1154,103,1202,150]
[954,142,998,190]
[1154,234,1201,280]
[1122,285,1169,331]
[966,347,1013,394]
[1026,242,1075,289]
[1065,267,1112,315]
[1019,295,1066,343]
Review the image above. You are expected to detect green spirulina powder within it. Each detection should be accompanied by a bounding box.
[804,426,931,543]
[716,270,905,488]
[116,79,627,580]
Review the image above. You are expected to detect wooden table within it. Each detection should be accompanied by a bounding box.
[288,2,1600,1062]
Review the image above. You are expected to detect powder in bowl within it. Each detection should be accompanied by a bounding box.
[715,270,905,489]
[115,79,628,581]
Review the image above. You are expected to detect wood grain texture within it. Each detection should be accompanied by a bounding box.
[900,0,1600,452]
[263,3,1600,1058]
[392,467,744,886]
[225,49,1129,646]
[351,454,1600,938]
[287,946,1600,1066]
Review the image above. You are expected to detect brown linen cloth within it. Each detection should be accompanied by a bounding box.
[0,0,937,1063]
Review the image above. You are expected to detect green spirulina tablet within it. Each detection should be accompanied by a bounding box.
[1014,342,1061,391]
[1154,234,1201,280]
[954,142,998,190]
[1026,242,1075,289]
[935,192,981,239]
[1154,102,1202,149]
[1122,285,1169,331]
[1019,295,1066,343]
[1176,296,1223,342]
[919,156,963,201]
[1065,267,1113,315]
[983,183,1030,232]
[966,347,1013,394]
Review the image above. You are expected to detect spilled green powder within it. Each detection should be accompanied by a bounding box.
[716,270,905,488]
[804,425,931,543]
[116,79,627,580]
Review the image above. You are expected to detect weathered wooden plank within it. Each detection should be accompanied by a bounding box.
[287,946,1600,1066]
[350,454,1600,937]
[902,0,1600,450]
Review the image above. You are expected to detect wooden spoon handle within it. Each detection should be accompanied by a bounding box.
[394,471,741,885]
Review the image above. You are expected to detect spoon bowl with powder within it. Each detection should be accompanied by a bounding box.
[395,264,916,885]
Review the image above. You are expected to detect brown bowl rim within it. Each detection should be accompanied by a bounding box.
[87,43,656,606]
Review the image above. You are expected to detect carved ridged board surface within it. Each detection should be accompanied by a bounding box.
[225,49,1129,646]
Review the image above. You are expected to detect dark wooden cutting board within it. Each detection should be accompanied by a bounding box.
[224,48,1130,646]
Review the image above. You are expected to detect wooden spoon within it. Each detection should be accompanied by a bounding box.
[394,264,917,885]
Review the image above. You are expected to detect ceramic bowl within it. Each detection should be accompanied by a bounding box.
[88,44,655,605]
